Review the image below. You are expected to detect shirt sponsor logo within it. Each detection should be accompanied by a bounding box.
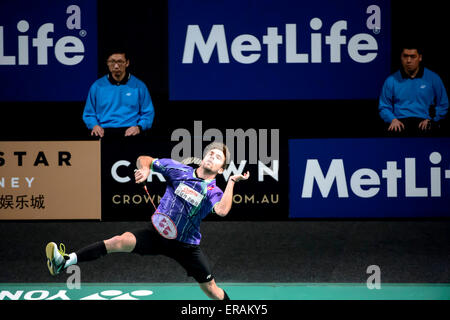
[175,183,204,207]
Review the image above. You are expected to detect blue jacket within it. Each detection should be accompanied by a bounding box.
[379,67,448,123]
[83,74,155,130]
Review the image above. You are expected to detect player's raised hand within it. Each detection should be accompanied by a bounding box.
[230,171,250,182]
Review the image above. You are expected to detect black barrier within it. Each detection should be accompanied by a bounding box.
[101,135,288,221]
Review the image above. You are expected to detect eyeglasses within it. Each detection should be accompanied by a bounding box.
[107,60,127,66]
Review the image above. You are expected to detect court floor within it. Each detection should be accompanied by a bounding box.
[1,282,449,300]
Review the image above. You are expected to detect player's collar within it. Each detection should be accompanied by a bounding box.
[193,168,215,183]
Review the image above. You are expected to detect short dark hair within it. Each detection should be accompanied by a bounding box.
[105,47,129,61]
[399,39,424,56]
[203,142,231,170]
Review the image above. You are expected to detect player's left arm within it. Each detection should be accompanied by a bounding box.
[214,171,250,217]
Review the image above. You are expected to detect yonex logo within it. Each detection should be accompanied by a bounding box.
[0,289,153,300]
[152,213,178,239]
[80,290,153,300]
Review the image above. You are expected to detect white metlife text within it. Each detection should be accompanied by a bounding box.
[0,5,85,65]
[182,18,379,64]
[301,152,450,198]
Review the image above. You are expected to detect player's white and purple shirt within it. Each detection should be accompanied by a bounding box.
[151,158,224,245]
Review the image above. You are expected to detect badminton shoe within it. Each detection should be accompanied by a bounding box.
[46,242,69,276]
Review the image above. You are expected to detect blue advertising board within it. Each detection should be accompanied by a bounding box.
[289,138,450,218]
[169,0,391,100]
[0,0,97,101]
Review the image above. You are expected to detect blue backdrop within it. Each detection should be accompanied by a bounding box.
[289,138,450,218]
[0,0,97,101]
[169,0,391,100]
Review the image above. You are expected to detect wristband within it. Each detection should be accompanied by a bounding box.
[231,178,237,183]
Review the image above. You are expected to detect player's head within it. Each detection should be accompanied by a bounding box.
[201,142,230,175]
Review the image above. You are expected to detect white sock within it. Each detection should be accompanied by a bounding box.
[64,252,78,268]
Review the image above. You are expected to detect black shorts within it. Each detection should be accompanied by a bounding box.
[130,224,214,283]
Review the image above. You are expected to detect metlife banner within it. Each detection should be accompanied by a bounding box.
[289,138,450,218]
[0,0,97,101]
[169,0,391,100]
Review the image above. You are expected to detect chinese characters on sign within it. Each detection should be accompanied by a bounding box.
[0,194,46,210]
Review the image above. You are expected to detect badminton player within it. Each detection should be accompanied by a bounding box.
[45,142,249,300]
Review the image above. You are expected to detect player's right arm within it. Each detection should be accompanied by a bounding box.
[135,156,155,184]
